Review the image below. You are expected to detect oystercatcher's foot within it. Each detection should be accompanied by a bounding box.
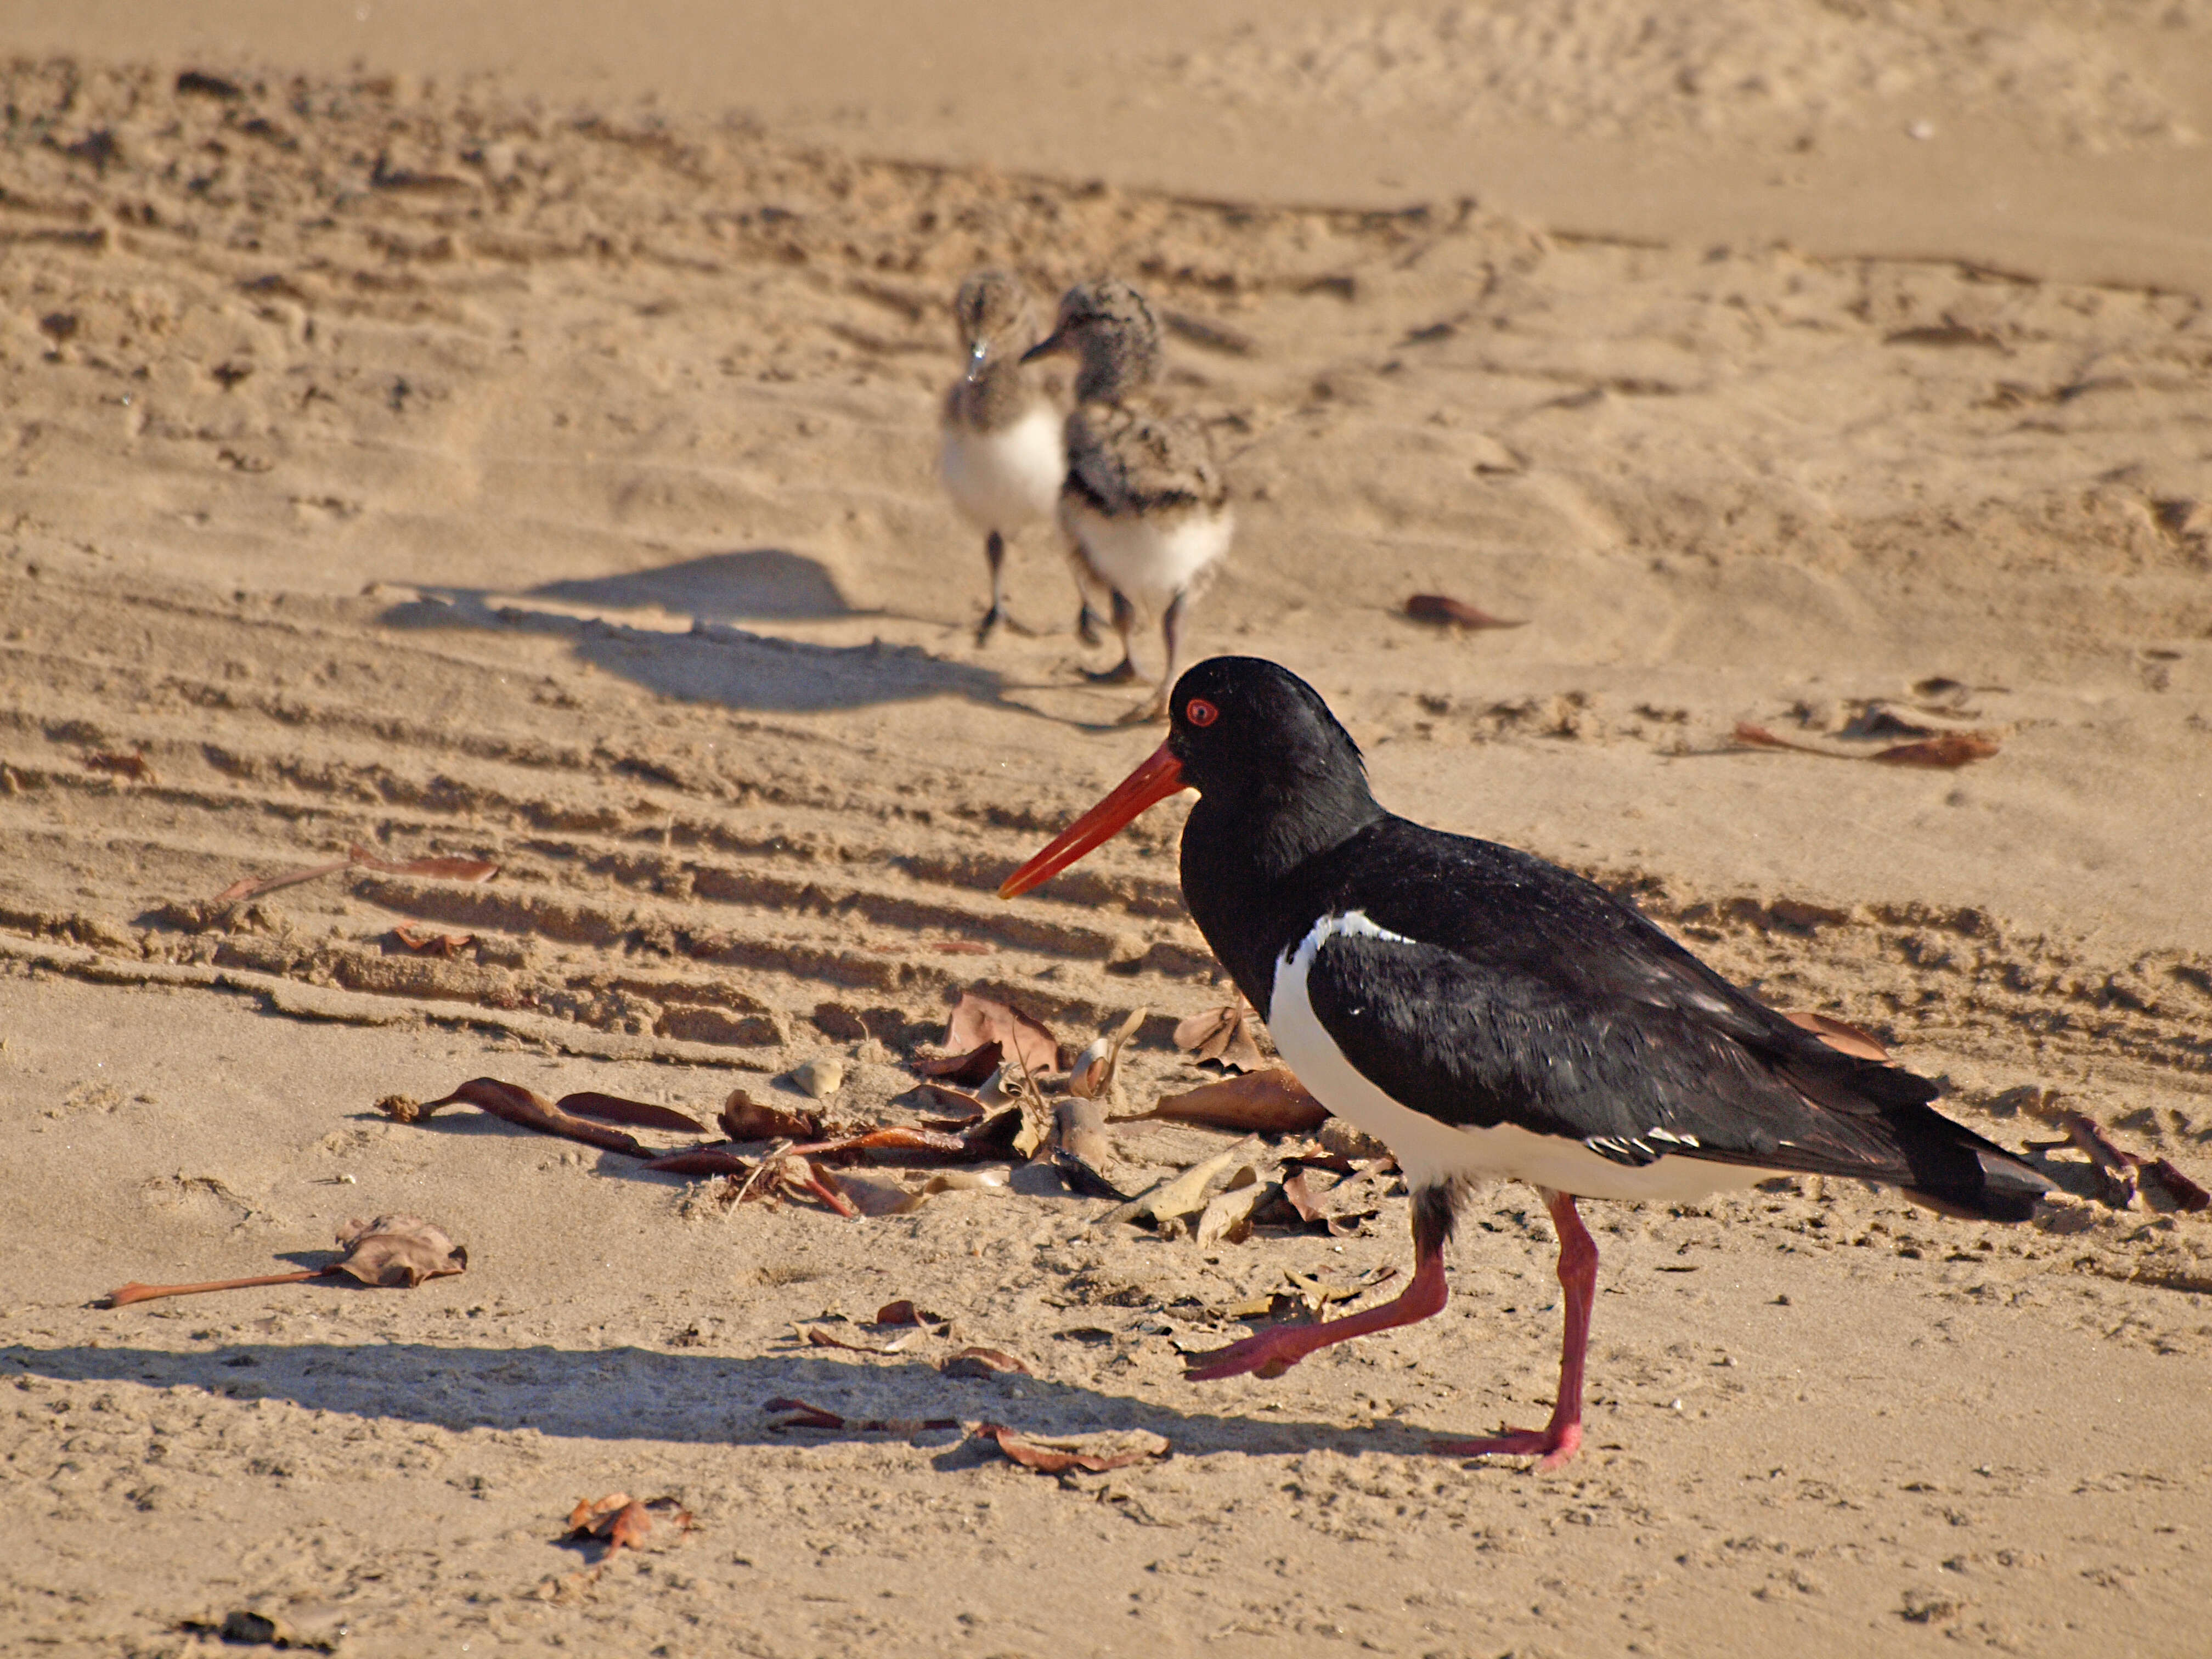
[1083,658,1140,686]
[1431,1420,1582,1472]
[974,605,1003,647]
[1183,1325,1317,1382]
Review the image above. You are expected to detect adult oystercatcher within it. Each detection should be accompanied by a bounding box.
[1022,279,1234,723]
[939,270,1067,646]
[1000,656,2052,1469]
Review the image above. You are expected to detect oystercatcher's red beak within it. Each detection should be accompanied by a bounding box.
[997,741,1188,899]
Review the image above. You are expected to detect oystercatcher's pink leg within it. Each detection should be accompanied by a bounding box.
[1434,1188,1594,1471]
[1186,1189,1454,1381]
[1184,1245,1449,1381]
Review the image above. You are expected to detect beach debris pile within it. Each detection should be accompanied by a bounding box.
[364,986,1405,1240]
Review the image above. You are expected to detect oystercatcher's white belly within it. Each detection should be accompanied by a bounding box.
[1269,912,1769,1203]
[940,405,1063,533]
[1062,498,1232,603]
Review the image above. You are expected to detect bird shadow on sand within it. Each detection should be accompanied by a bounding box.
[3,1335,1502,1466]
[375,547,1013,716]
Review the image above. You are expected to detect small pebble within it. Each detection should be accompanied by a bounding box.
[793,1058,845,1098]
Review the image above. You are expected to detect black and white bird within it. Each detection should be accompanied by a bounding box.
[1023,279,1233,724]
[1000,656,2052,1469]
[939,269,1066,646]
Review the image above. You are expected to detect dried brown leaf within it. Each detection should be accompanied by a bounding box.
[208,845,500,907]
[941,1346,1031,1379]
[1068,1007,1148,1100]
[791,1124,978,1161]
[396,1076,650,1157]
[943,990,1062,1076]
[347,844,500,882]
[1404,593,1526,629]
[606,1503,654,1553]
[805,1325,898,1354]
[211,856,352,904]
[718,1088,820,1141]
[1195,1167,1279,1247]
[332,1214,467,1286]
[1099,1137,1265,1229]
[875,1300,941,1326]
[560,1091,708,1136]
[1872,731,2001,768]
[1132,1069,1329,1135]
[391,923,474,956]
[1173,1001,1265,1071]
[975,1423,1169,1474]
[1782,1011,1891,1062]
[100,1214,466,1307]
[911,1041,1003,1085]
[764,1396,960,1434]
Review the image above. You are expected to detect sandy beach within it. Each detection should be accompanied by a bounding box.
[2,7,2209,1654]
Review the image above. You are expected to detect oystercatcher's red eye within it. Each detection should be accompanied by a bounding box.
[1184,698,1218,727]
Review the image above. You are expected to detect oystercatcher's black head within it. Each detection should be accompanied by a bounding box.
[998,657,1376,899]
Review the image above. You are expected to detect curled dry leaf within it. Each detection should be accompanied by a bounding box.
[1100,1137,1265,1230]
[1195,1165,1283,1247]
[1404,593,1526,630]
[391,923,475,957]
[941,1346,1032,1379]
[332,1214,467,1286]
[566,1493,693,1554]
[1173,1001,1265,1071]
[805,1324,903,1355]
[875,1299,941,1326]
[1068,1007,1148,1101]
[1056,1094,1112,1167]
[975,1423,1169,1475]
[911,1040,1004,1085]
[210,845,500,906]
[384,1077,652,1158]
[764,1397,960,1434]
[101,1214,465,1307]
[560,1091,708,1136]
[1130,1069,1329,1135]
[943,990,1062,1077]
[720,1088,820,1142]
[1782,1011,1891,1062]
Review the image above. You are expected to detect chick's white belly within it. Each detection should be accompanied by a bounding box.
[940,407,1064,532]
[1062,499,1232,602]
[1268,928,1768,1203]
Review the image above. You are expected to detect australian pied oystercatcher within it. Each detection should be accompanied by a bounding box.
[940,269,1067,646]
[1022,279,1234,724]
[1000,656,2053,1469]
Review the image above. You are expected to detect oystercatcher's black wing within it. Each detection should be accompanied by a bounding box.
[1289,817,2046,1218]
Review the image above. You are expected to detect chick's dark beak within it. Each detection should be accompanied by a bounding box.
[1020,329,1069,365]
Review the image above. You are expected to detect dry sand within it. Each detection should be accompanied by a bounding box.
[1,8,2209,1655]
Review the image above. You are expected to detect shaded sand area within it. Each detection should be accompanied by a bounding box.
[1,26,2209,1658]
